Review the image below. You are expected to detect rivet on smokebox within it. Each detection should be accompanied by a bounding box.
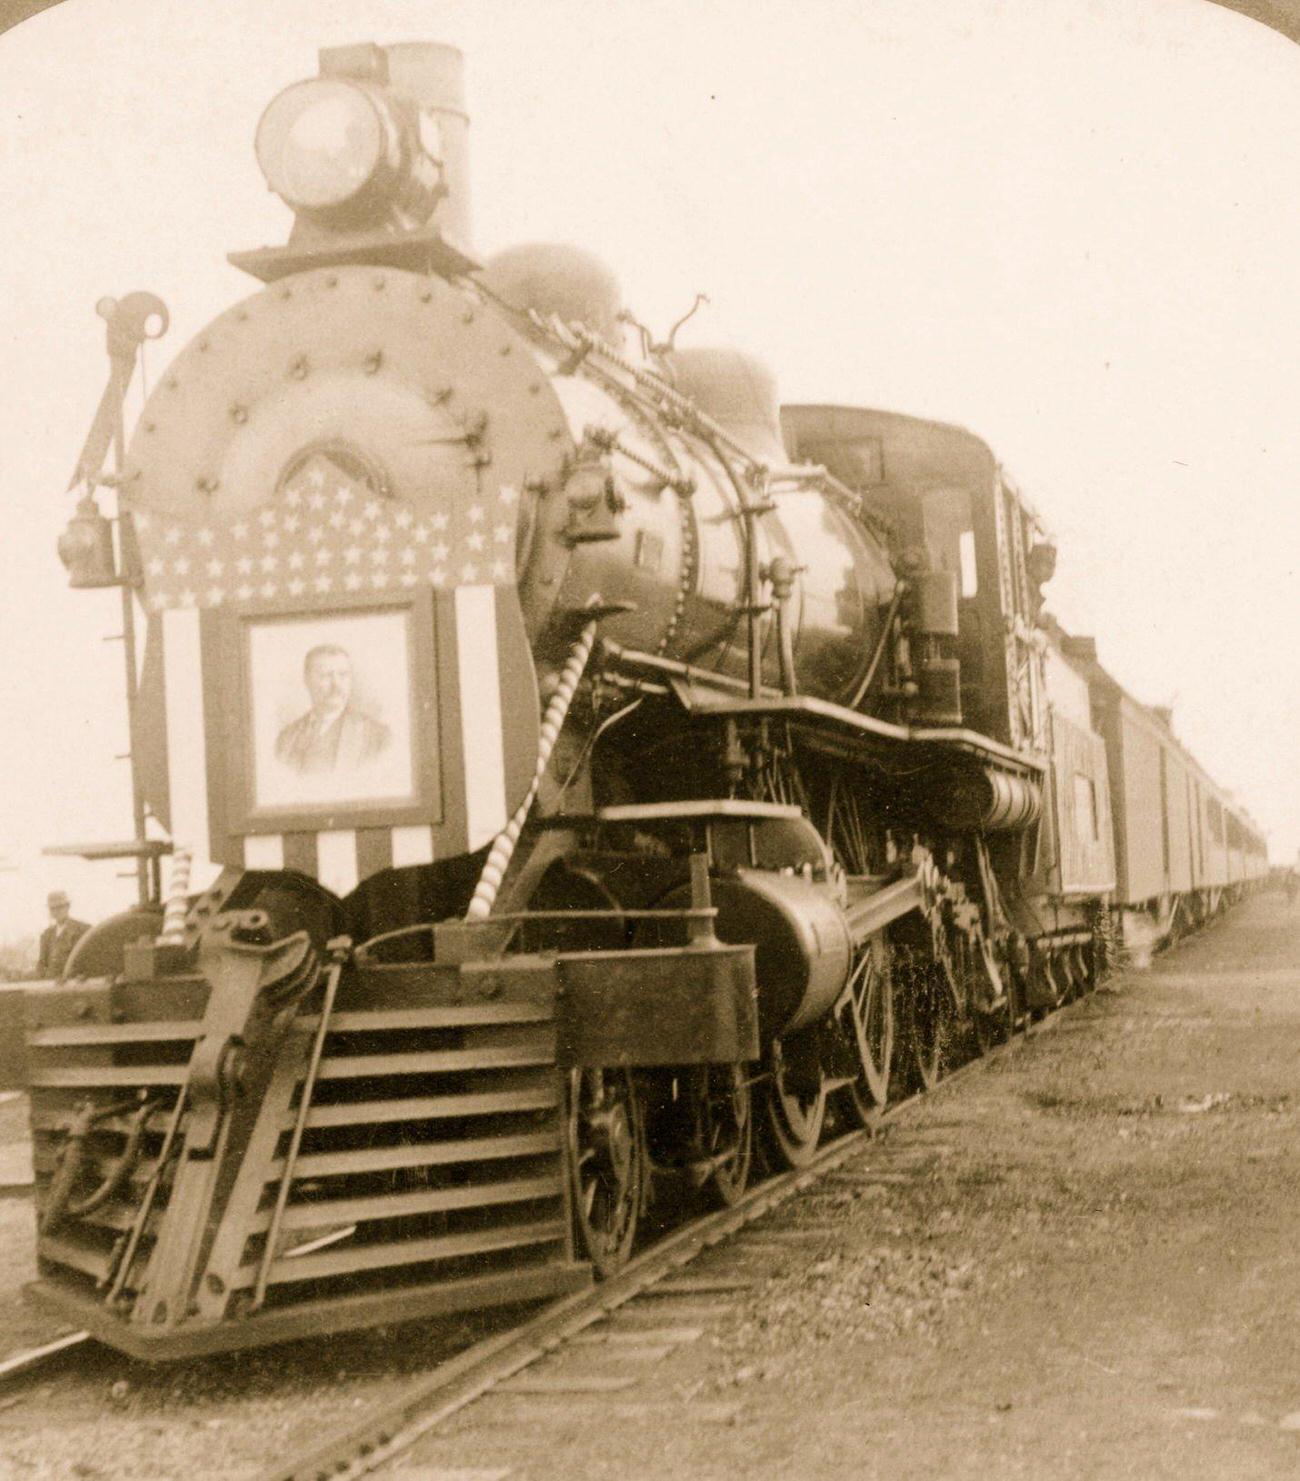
[373,275,386,291]
[289,356,308,381]
[325,275,339,288]
[461,308,475,325]
[498,343,512,357]
[364,352,383,375]
[229,405,248,425]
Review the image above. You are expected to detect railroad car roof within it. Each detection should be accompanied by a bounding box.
[1049,623,1265,845]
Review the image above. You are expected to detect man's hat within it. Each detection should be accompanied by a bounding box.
[47,890,70,909]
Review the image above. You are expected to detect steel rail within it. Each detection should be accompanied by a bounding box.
[255,1001,1072,1481]
[0,1007,1069,1404]
[0,1329,91,1385]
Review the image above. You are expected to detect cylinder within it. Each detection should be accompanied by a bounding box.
[708,871,852,1038]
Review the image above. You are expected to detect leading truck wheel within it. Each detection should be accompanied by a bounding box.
[760,1037,827,1171]
[567,1069,644,1278]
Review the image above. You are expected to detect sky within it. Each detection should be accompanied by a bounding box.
[0,0,1296,942]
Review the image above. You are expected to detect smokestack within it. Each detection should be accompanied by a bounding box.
[382,42,472,254]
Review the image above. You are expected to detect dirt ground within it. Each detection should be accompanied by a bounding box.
[3,892,1300,1479]
[402,892,1300,1481]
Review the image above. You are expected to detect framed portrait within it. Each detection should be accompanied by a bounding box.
[210,593,440,834]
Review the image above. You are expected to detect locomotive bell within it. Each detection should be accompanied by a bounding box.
[57,496,119,587]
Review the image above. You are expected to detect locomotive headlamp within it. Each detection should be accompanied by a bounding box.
[232,44,471,280]
[256,79,394,213]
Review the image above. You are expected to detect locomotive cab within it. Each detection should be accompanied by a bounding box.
[781,403,1053,752]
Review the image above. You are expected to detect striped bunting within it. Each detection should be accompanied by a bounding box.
[238,826,435,891]
[133,444,541,897]
[145,582,538,898]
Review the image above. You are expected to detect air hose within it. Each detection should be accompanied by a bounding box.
[41,1096,157,1234]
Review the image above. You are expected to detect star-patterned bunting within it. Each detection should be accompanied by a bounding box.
[129,452,520,611]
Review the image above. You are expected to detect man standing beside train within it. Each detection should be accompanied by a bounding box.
[36,890,89,979]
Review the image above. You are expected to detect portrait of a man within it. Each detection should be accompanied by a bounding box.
[274,644,391,776]
[246,609,418,813]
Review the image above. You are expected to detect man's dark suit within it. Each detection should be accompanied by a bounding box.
[37,918,90,979]
[274,707,391,776]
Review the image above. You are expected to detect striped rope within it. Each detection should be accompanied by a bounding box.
[156,847,192,945]
[466,620,599,921]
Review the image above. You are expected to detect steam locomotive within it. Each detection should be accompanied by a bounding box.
[28,40,1267,1359]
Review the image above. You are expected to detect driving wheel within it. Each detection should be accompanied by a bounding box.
[836,932,894,1124]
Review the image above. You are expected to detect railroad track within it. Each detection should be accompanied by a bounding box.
[0,1001,1072,1476]
[255,1004,1073,1481]
[0,1329,90,1384]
